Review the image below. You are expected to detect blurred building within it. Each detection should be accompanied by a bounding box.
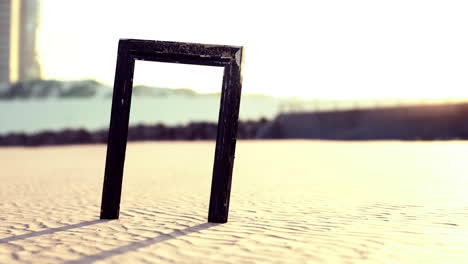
[0,0,11,85]
[0,0,41,86]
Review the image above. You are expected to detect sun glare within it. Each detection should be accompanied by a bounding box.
[37,0,468,99]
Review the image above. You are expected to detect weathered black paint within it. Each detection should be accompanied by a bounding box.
[100,39,243,223]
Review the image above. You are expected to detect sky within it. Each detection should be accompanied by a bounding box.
[37,0,468,99]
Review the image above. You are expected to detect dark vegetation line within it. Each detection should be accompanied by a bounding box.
[0,119,269,147]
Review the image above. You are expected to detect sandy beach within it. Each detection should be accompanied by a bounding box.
[1,140,467,263]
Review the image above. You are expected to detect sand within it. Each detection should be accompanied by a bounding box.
[1,140,467,263]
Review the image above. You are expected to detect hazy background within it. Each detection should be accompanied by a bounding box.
[1,0,468,137]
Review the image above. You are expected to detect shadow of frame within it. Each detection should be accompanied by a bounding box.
[0,219,111,244]
[64,222,220,264]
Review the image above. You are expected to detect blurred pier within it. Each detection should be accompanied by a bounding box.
[258,101,468,140]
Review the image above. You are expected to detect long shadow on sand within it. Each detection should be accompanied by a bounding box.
[0,219,110,244]
[63,222,219,264]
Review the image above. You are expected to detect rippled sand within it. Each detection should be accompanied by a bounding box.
[1,141,468,263]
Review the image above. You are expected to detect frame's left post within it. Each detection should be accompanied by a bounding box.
[100,41,135,219]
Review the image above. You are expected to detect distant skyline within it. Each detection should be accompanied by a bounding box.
[37,0,468,99]
[0,0,41,85]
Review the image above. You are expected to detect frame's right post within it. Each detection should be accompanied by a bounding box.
[208,52,243,223]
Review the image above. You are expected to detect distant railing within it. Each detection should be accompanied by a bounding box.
[278,97,468,113]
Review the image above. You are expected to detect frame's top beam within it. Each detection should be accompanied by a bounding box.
[119,39,242,66]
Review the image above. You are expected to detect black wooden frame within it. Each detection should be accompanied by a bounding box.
[100,39,243,223]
